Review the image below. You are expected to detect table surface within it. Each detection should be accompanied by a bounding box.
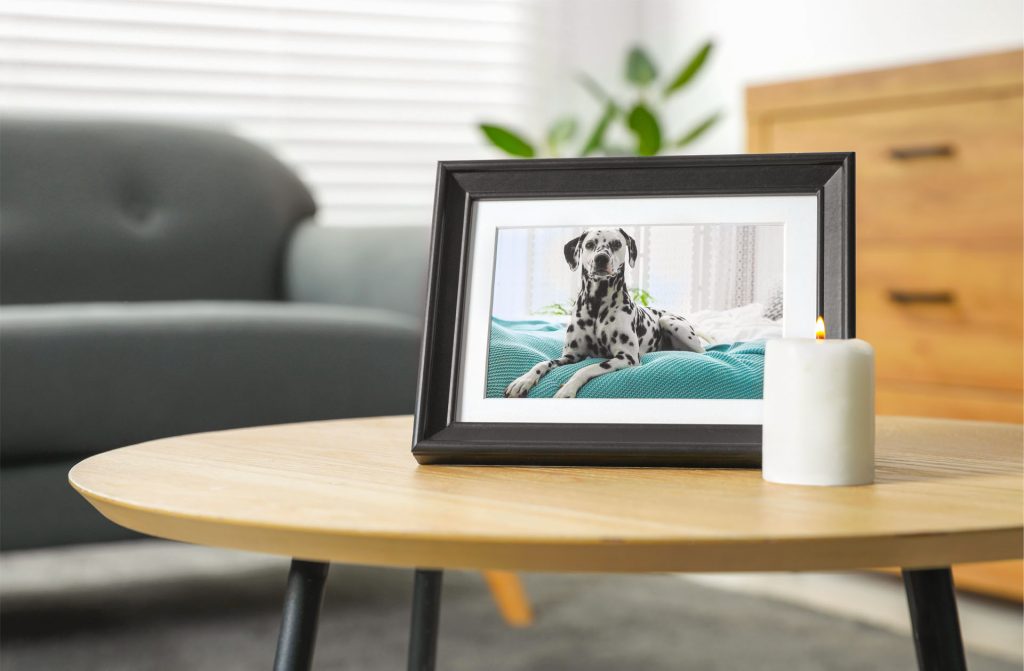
[69,415,1023,573]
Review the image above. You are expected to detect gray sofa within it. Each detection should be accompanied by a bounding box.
[0,119,429,550]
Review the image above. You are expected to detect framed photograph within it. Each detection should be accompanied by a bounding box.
[413,153,854,466]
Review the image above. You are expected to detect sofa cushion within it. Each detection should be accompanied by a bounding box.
[0,118,316,304]
[0,302,421,463]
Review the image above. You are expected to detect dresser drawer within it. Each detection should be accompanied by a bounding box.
[877,380,1023,422]
[750,53,1024,608]
[858,244,1022,390]
[770,95,1023,243]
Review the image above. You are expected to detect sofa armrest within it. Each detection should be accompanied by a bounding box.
[284,222,430,322]
[0,302,421,463]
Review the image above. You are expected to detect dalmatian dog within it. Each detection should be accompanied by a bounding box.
[505,227,705,399]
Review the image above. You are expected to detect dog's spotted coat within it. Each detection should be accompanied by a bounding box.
[505,227,705,399]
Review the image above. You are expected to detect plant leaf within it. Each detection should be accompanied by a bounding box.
[626,46,658,86]
[631,288,655,307]
[577,72,612,103]
[676,111,721,148]
[627,103,662,156]
[479,124,535,158]
[581,102,617,157]
[535,302,570,316]
[664,40,713,96]
[546,116,577,152]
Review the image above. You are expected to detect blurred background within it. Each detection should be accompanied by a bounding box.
[1,1,1021,669]
[4,0,1021,226]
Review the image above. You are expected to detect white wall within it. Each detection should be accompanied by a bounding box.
[529,0,646,153]
[640,0,1024,153]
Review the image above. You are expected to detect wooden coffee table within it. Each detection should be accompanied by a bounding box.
[69,416,1022,671]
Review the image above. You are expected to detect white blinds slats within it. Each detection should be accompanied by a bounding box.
[4,3,531,45]
[1,0,543,226]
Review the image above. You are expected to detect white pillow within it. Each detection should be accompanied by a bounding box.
[689,303,783,344]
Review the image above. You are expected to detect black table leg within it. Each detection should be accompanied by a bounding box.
[274,559,330,671]
[408,569,444,671]
[902,567,967,671]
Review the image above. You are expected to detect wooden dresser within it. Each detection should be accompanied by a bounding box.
[747,49,1023,601]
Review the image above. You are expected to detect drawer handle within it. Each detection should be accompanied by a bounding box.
[889,144,955,160]
[888,290,955,305]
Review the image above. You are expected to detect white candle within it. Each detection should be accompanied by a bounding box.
[762,322,875,486]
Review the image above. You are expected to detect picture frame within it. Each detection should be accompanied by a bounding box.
[412,153,854,466]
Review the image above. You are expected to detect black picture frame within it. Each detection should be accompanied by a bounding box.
[412,153,855,467]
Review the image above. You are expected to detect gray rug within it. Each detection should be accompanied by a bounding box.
[1,564,1016,671]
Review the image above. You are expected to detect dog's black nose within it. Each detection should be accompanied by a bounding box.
[594,252,610,266]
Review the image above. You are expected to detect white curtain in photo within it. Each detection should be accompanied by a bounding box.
[644,223,781,314]
[493,226,585,320]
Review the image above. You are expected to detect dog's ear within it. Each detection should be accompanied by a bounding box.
[619,228,638,267]
[563,234,584,270]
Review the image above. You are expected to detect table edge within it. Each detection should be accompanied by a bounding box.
[72,474,1024,573]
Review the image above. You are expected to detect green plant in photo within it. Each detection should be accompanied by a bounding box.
[534,302,573,317]
[480,41,719,158]
[630,288,655,307]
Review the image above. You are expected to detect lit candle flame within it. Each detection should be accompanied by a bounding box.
[815,316,826,340]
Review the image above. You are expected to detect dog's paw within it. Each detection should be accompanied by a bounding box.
[553,385,578,399]
[504,374,535,398]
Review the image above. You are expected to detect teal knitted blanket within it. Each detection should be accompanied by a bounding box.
[487,317,765,399]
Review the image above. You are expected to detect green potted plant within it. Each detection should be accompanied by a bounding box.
[480,41,719,158]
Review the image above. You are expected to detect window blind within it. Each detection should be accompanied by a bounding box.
[0,0,548,226]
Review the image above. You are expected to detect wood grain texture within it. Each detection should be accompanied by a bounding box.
[879,560,1024,602]
[950,561,1024,602]
[747,48,1024,425]
[483,571,534,627]
[746,49,1022,117]
[69,416,1022,573]
[768,96,1023,244]
[747,48,1024,602]
[877,381,1023,423]
[858,244,1023,390]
